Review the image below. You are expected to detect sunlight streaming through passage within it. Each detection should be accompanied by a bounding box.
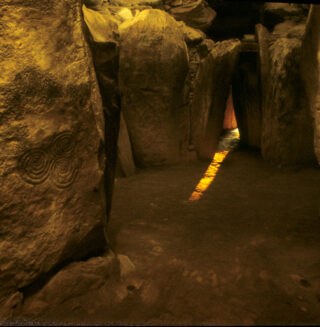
[189,151,229,201]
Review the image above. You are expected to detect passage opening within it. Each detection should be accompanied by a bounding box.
[189,86,240,202]
[223,86,237,130]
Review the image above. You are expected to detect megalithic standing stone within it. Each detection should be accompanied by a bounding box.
[0,0,108,317]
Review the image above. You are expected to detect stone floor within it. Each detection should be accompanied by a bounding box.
[8,130,320,326]
[108,142,320,325]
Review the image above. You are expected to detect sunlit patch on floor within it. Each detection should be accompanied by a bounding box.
[189,128,240,202]
[189,151,229,201]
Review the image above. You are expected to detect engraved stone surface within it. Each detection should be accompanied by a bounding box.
[17,131,81,188]
[0,0,107,318]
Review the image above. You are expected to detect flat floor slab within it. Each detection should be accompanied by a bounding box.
[109,148,320,325]
[9,148,320,325]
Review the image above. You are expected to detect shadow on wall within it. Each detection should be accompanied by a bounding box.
[232,51,262,150]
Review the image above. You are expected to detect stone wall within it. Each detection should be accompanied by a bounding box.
[256,22,315,165]
[0,0,109,317]
[301,5,320,165]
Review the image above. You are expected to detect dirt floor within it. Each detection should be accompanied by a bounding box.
[107,138,320,325]
[9,132,320,326]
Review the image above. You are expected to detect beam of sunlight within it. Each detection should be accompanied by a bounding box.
[189,151,229,202]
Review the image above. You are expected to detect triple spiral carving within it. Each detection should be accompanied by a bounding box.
[18,131,81,188]
[18,148,51,184]
[50,131,76,158]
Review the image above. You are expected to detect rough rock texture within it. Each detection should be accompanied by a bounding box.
[83,4,119,42]
[119,9,189,167]
[6,252,140,324]
[82,3,239,166]
[262,3,309,31]
[179,20,206,46]
[165,0,216,31]
[301,5,320,165]
[109,0,163,7]
[0,0,108,318]
[190,39,241,160]
[82,4,121,217]
[232,52,262,149]
[273,20,306,39]
[19,253,118,323]
[256,24,315,165]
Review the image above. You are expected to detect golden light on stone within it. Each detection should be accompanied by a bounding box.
[189,150,229,201]
[223,88,237,130]
[118,8,134,21]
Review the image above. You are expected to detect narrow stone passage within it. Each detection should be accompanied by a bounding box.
[2,2,320,325]
[109,142,320,325]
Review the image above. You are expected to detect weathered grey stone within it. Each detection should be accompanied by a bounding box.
[190,39,241,160]
[167,0,216,31]
[119,9,189,167]
[273,20,306,39]
[83,4,121,218]
[178,21,206,45]
[20,253,118,321]
[83,5,120,43]
[264,3,306,18]
[301,5,320,165]
[256,24,315,165]
[0,0,108,317]
[263,3,309,30]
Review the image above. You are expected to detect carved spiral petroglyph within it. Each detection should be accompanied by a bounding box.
[18,148,51,184]
[18,130,81,189]
[50,131,75,158]
[50,157,81,189]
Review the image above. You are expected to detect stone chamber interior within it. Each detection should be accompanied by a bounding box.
[0,0,320,325]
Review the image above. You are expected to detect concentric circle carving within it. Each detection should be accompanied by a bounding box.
[50,157,81,189]
[50,131,75,158]
[18,148,51,184]
[18,130,81,189]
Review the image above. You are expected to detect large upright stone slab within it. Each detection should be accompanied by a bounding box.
[119,9,189,167]
[82,3,121,218]
[0,0,107,316]
[301,5,320,165]
[256,23,315,165]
